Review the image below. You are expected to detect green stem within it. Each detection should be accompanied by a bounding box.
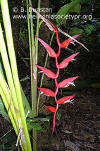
[0,73,18,134]
[33,1,41,150]
[26,0,39,151]
[36,0,41,62]
[1,0,32,150]
[0,87,17,132]
[27,0,36,116]
[0,24,18,109]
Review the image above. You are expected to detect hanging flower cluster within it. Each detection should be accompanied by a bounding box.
[29,5,80,133]
[36,22,80,133]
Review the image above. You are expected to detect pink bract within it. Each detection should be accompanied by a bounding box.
[38,88,55,97]
[56,96,75,104]
[36,65,56,79]
[35,11,80,133]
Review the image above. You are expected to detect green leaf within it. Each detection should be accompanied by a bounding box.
[28,122,42,130]
[27,117,49,123]
[0,61,9,120]
[72,3,81,13]
[31,123,42,130]
[90,83,100,88]
[0,59,6,80]
[83,24,94,35]
[70,27,83,35]
[56,110,61,121]
[0,58,33,119]
[21,86,33,118]
[27,117,49,131]
[56,0,81,24]
[0,96,9,120]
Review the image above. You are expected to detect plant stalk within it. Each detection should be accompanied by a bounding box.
[1,0,32,150]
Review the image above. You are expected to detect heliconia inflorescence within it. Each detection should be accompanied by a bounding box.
[34,8,80,133]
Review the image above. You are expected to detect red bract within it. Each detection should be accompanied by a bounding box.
[29,5,60,34]
[45,106,56,112]
[58,52,79,69]
[36,37,57,58]
[61,34,80,48]
[51,23,58,33]
[57,76,78,88]
[29,5,54,32]
[30,5,88,50]
[54,27,61,47]
[36,65,56,79]
[56,95,75,104]
[33,5,81,133]
[38,88,55,97]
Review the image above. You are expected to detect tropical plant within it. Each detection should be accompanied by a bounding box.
[0,0,33,150]
[35,20,80,133]
[29,6,87,133]
[0,0,87,150]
